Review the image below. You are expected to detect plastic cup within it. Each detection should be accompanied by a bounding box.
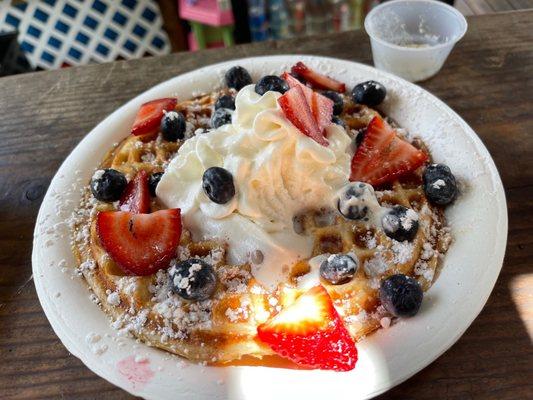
[365,0,467,82]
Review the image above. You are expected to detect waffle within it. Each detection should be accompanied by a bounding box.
[71,91,451,364]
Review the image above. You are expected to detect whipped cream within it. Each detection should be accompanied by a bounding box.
[157,85,353,288]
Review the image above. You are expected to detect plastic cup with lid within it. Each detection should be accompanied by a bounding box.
[364,0,468,82]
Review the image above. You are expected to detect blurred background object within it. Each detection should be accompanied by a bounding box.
[0,0,531,76]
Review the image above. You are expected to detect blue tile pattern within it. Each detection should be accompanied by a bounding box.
[0,0,170,69]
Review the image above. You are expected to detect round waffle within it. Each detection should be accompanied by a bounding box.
[71,91,451,364]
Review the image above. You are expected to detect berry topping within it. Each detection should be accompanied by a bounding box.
[352,80,387,107]
[282,72,333,134]
[257,285,357,371]
[214,94,235,110]
[423,163,458,205]
[169,259,217,301]
[225,66,252,91]
[131,98,177,140]
[96,209,182,276]
[320,254,359,285]
[337,182,378,221]
[119,170,150,214]
[255,75,289,95]
[291,62,346,93]
[350,115,428,186]
[332,115,346,128]
[322,90,344,115]
[278,86,328,146]
[202,167,235,204]
[160,111,186,141]
[381,205,419,242]
[91,169,127,202]
[148,172,164,197]
[211,108,232,129]
[380,274,423,317]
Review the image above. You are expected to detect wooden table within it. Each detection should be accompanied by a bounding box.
[1,10,531,400]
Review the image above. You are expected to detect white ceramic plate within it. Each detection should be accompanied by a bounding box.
[33,55,507,400]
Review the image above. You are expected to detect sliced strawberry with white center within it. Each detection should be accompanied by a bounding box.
[119,170,150,214]
[350,115,428,186]
[131,98,177,141]
[282,72,333,134]
[257,285,357,371]
[278,86,329,146]
[291,62,346,93]
[97,209,181,276]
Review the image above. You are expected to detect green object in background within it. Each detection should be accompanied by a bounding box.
[190,22,234,50]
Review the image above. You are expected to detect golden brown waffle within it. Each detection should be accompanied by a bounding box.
[71,92,451,364]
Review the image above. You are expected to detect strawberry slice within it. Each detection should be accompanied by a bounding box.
[282,72,333,134]
[119,170,150,214]
[97,209,181,276]
[350,115,428,186]
[291,62,346,93]
[131,98,177,140]
[278,86,329,146]
[257,286,357,371]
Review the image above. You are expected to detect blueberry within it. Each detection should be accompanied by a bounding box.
[169,259,217,301]
[148,172,164,197]
[380,274,423,317]
[320,254,358,285]
[337,182,377,221]
[423,164,457,206]
[202,167,235,204]
[352,80,387,107]
[332,115,346,128]
[381,205,419,242]
[211,108,232,129]
[214,94,235,110]
[255,75,289,95]
[322,90,344,115]
[225,66,252,91]
[90,168,127,202]
[160,111,186,141]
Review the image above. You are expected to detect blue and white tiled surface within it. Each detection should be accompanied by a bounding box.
[0,0,170,69]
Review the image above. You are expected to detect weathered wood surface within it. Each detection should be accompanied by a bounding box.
[0,10,531,400]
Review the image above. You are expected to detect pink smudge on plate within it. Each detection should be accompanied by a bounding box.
[117,355,155,390]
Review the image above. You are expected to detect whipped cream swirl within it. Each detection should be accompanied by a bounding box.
[157,85,352,288]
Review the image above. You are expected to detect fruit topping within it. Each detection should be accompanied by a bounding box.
[211,108,232,129]
[202,166,235,204]
[337,182,379,221]
[160,110,186,141]
[282,72,334,134]
[381,205,419,242]
[320,254,359,285]
[119,170,150,214]
[423,163,458,205]
[214,94,236,110]
[96,209,182,276]
[131,98,177,140]
[352,80,387,107]
[225,66,252,91]
[91,169,127,202]
[322,90,344,115]
[380,274,423,317]
[148,172,164,197]
[291,62,346,93]
[332,115,346,128]
[350,115,428,186]
[257,285,357,371]
[278,86,329,146]
[255,75,290,95]
[169,259,217,301]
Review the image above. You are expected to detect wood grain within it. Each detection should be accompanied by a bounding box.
[0,10,532,400]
